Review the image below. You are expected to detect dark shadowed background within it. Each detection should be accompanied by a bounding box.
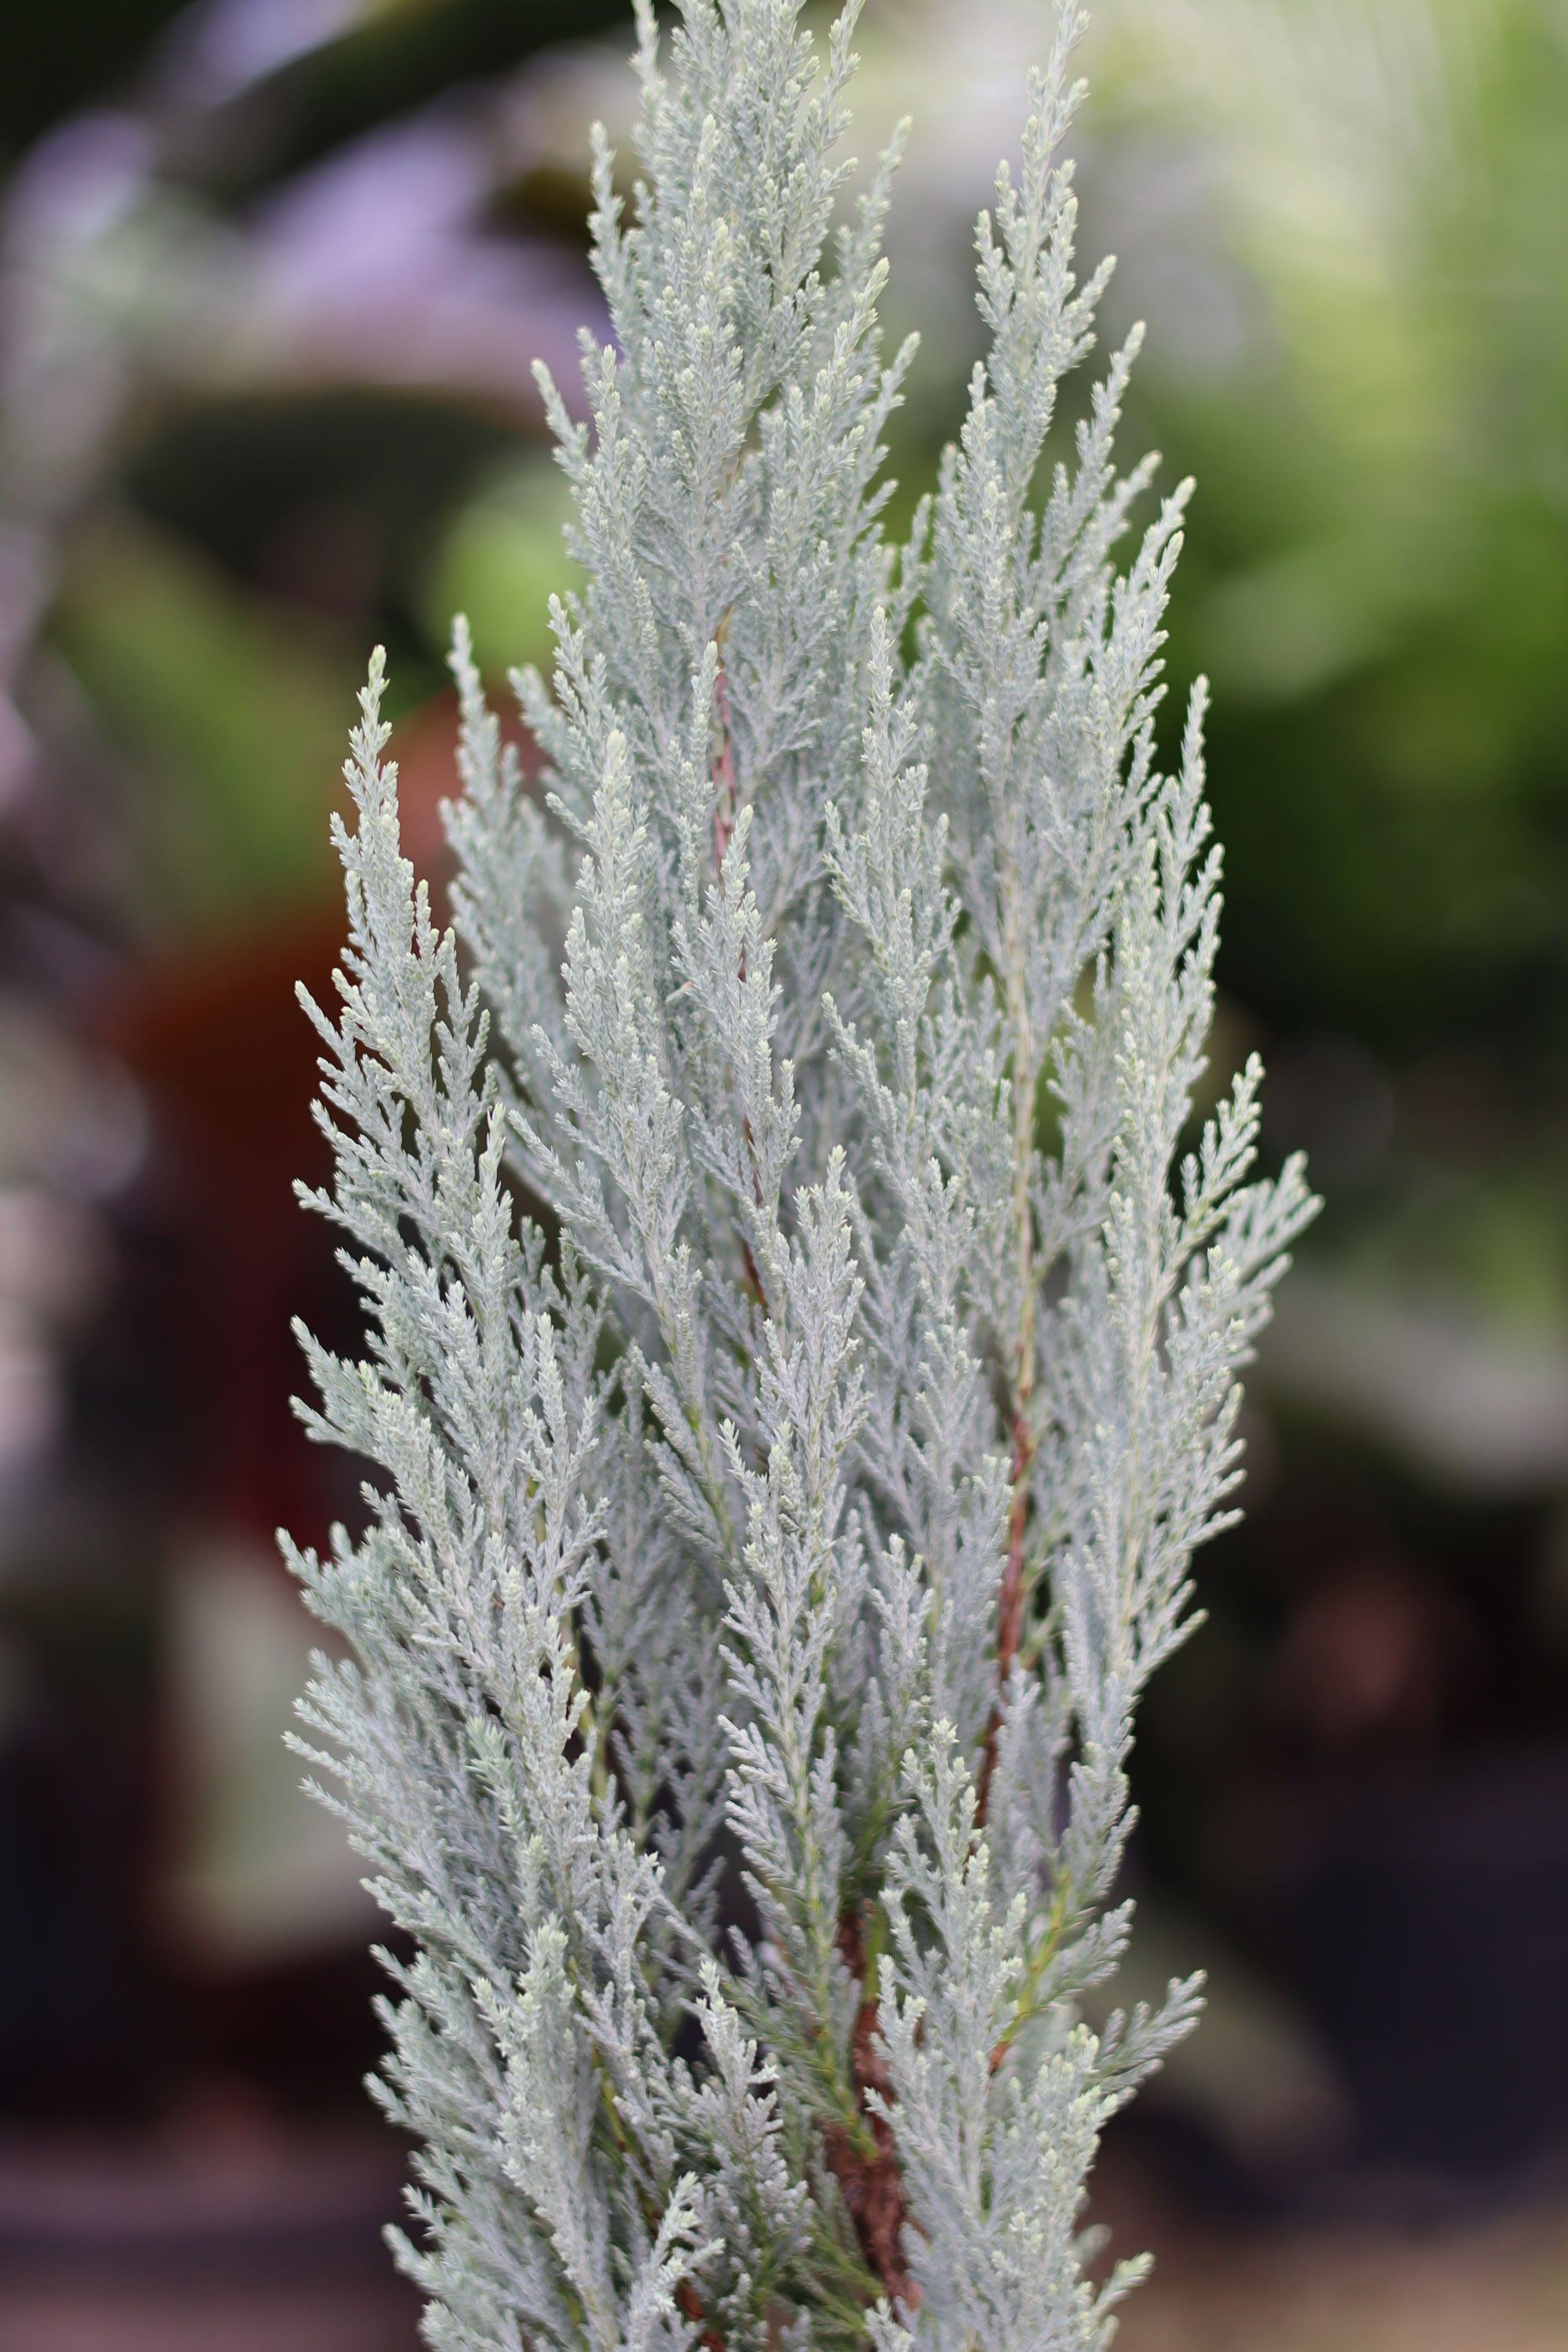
[2,3,1568,2345]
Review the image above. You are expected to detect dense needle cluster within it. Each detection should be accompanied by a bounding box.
[285,4,1316,2346]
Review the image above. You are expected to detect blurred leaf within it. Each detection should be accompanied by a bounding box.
[1073,0,1568,1065]
[422,453,582,681]
[2,0,189,158]
[52,514,352,936]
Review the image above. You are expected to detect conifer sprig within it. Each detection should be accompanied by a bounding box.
[289,6,1315,2346]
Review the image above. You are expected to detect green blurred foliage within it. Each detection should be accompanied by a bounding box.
[53,517,349,935]
[1087,0,1568,1073]
[423,454,583,683]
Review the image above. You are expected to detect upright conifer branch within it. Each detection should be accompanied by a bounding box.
[289,8,1316,2347]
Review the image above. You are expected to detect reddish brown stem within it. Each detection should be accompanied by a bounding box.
[710,652,772,1322]
[978,857,1040,1833]
[974,1407,1036,1829]
[713,662,739,872]
[822,1909,920,2316]
[677,2279,727,2352]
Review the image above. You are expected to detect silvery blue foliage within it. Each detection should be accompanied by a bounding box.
[285,4,1316,2346]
